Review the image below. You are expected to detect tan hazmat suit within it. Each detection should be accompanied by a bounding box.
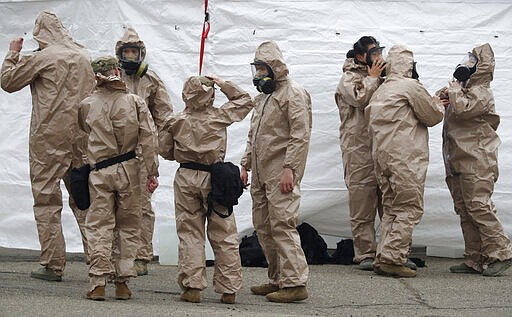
[335,58,383,263]
[442,43,512,271]
[162,76,253,294]
[78,74,159,289]
[115,27,173,262]
[365,45,444,266]
[241,41,312,288]
[1,11,94,272]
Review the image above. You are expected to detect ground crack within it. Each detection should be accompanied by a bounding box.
[398,278,435,309]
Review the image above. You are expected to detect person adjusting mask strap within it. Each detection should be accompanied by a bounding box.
[453,52,478,83]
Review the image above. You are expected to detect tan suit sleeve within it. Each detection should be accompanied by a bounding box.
[336,71,380,110]
[240,111,255,171]
[448,83,494,119]
[283,89,312,172]
[1,51,41,93]
[213,80,254,126]
[136,96,159,177]
[408,81,444,127]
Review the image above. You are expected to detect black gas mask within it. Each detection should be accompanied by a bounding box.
[453,52,478,82]
[117,45,148,77]
[251,61,276,94]
[412,62,419,80]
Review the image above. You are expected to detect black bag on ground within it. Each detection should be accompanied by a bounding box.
[70,164,91,211]
[207,162,244,218]
[239,231,268,267]
[330,238,355,265]
[297,222,330,265]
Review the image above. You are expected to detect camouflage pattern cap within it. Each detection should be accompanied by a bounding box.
[91,56,119,74]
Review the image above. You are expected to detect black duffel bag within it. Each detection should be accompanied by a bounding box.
[70,164,91,211]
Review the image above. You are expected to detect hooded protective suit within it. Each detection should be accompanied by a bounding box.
[115,27,173,263]
[241,41,312,288]
[335,57,383,263]
[365,45,444,266]
[161,76,252,294]
[442,43,512,271]
[78,72,159,290]
[1,11,94,272]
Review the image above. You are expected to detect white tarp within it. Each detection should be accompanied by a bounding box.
[1,0,511,256]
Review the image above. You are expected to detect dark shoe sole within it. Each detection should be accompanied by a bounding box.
[87,296,105,301]
[30,273,62,282]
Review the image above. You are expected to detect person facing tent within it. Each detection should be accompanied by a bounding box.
[161,75,253,304]
[365,45,444,278]
[1,10,94,281]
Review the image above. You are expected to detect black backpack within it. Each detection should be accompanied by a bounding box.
[297,222,330,265]
[207,162,244,218]
[69,164,91,211]
[330,238,355,265]
[239,231,268,267]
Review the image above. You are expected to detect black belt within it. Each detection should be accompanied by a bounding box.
[180,162,211,172]
[94,150,136,171]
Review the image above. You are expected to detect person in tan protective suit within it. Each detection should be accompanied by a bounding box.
[79,56,159,300]
[334,36,385,271]
[437,43,512,277]
[1,11,94,281]
[115,27,173,276]
[365,45,444,278]
[161,75,253,304]
[240,41,312,302]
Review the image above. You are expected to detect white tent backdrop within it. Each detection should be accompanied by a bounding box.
[1,0,511,256]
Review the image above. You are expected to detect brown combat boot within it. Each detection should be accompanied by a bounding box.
[220,293,236,304]
[250,283,280,296]
[180,288,201,303]
[86,285,105,301]
[265,286,308,303]
[115,282,132,300]
[374,263,417,277]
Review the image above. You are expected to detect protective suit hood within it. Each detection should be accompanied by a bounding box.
[385,45,414,79]
[468,43,494,86]
[254,41,289,81]
[342,57,367,74]
[182,76,214,111]
[115,27,147,60]
[95,73,127,91]
[33,10,83,49]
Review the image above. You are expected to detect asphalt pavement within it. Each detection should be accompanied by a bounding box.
[0,247,511,317]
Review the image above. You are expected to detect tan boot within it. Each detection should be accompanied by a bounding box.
[220,293,236,304]
[86,285,105,301]
[250,283,279,296]
[374,263,416,278]
[115,282,132,300]
[265,286,308,303]
[180,288,201,303]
